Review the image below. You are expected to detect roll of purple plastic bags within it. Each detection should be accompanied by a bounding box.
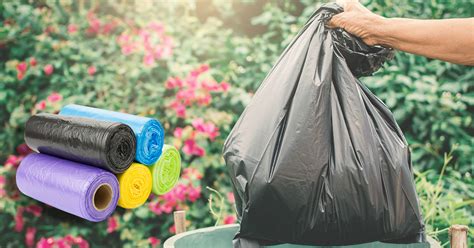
[16,153,119,222]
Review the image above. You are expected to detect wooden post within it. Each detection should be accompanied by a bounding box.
[449,224,468,248]
[174,210,186,234]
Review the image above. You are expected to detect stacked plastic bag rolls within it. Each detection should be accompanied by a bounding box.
[60,104,165,165]
[16,105,182,222]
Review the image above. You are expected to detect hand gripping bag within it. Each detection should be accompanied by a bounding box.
[223,3,424,247]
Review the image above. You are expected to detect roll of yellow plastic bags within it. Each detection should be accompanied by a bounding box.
[150,145,182,195]
[116,163,152,209]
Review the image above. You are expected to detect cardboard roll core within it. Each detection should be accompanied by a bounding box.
[93,184,113,211]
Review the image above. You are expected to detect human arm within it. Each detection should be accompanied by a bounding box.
[328,1,474,66]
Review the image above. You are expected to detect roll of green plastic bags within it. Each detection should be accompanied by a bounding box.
[150,145,181,195]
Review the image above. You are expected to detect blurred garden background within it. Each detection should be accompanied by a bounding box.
[0,0,472,247]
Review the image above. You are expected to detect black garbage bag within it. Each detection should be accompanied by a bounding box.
[223,3,425,247]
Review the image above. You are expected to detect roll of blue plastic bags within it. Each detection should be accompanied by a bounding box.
[60,104,164,165]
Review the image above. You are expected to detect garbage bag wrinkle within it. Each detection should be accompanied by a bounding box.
[225,3,424,247]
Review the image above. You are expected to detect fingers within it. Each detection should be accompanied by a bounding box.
[329,0,360,29]
[327,13,344,29]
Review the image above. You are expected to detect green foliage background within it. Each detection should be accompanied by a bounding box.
[0,0,472,247]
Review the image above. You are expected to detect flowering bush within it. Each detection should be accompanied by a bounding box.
[0,0,472,247]
[0,1,239,247]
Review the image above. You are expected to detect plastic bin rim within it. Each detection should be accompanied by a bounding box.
[164,224,239,248]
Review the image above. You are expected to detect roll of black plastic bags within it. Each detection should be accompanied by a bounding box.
[25,113,136,173]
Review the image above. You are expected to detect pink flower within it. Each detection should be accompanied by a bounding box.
[147,21,164,35]
[5,155,22,167]
[173,103,186,118]
[36,237,54,248]
[43,64,54,76]
[17,62,27,73]
[17,72,25,80]
[67,24,77,34]
[38,235,89,248]
[185,75,198,88]
[117,33,130,44]
[30,58,37,67]
[201,80,220,91]
[74,236,89,248]
[17,143,32,156]
[143,52,155,66]
[161,202,173,214]
[25,205,42,217]
[55,239,67,248]
[149,201,163,215]
[162,45,173,58]
[102,21,116,34]
[191,118,205,130]
[153,46,163,60]
[192,119,220,140]
[35,100,46,110]
[63,235,75,244]
[169,224,176,234]
[187,186,201,202]
[189,64,209,78]
[197,94,212,106]
[162,35,173,46]
[182,139,205,157]
[139,29,151,44]
[14,207,24,232]
[87,66,96,76]
[148,237,161,248]
[47,92,62,103]
[224,215,236,225]
[0,176,6,197]
[106,216,119,233]
[165,77,183,89]
[86,12,101,35]
[121,43,136,55]
[220,81,230,92]
[173,127,183,138]
[176,89,195,104]
[169,184,186,202]
[227,192,235,204]
[25,227,37,247]
[198,64,209,73]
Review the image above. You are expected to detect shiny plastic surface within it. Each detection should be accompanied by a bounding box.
[116,162,152,209]
[25,113,136,173]
[59,104,164,165]
[223,3,424,247]
[16,153,119,222]
[150,145,182,195]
